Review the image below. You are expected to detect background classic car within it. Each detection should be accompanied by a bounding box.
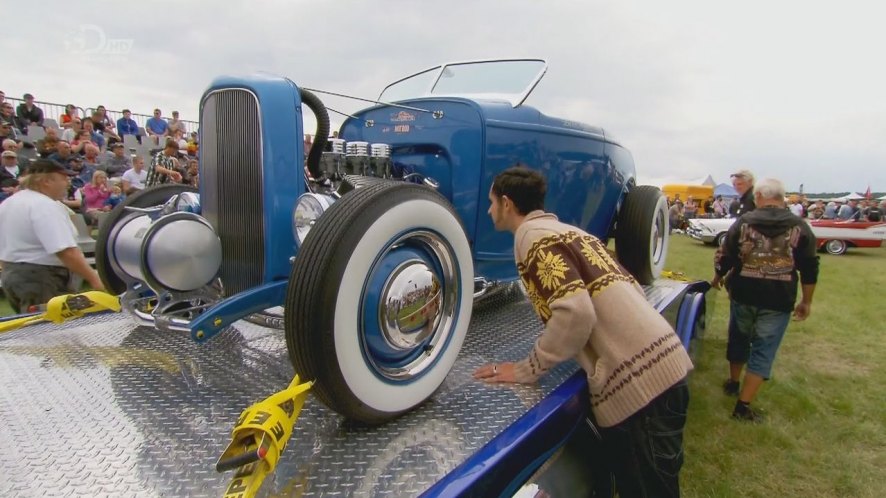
[688,216,886,255]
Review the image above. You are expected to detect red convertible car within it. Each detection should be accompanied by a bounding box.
[808,220,886,255]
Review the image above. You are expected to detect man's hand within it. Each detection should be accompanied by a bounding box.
[710,274,722,290]
[793,302,811,321]
[473,362,523,384]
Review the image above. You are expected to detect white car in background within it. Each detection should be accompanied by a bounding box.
[686,217,735,246]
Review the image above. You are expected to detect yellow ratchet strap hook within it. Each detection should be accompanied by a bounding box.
[0,291,121,334]
[217,375,313,498]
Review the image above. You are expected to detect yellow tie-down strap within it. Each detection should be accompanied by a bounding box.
[218,375,313,498]
[0,291,121,334]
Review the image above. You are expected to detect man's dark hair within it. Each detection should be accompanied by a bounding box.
[491,166,546,215]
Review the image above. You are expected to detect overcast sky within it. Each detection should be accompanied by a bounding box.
[4,0,884,192]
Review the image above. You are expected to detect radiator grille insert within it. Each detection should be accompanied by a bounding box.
[200,89,264,296]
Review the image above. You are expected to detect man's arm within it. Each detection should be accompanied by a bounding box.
[475,238,596,384]
[793,224,820,320]
[56,247,104,290]
[711,222,741,289]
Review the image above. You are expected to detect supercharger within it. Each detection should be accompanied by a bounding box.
[104,191,224,330]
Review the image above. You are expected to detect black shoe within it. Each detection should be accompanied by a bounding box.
[732,403,764,423]
[722,379,740,396]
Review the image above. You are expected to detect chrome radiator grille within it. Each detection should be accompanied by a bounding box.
[200,89,264,296]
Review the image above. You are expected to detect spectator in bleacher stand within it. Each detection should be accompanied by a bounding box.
[1,150,21,182]
[61,162,83,211]
[2,139,28,171]
[168,111,186,136]
[0,120,19,142]
[61,118,82,143]
[95,106,116,133]
[187,131,199,156]
[71,129,97,154]
[90,110,119,145]
[186,158,199,188]
[81,119,105,150]
[60,104,79,128]
[0,102,16,126]
[0,159,104,313]
[48,141,78,170]
[72,144,100,188]
[837,199,861,221]
[0,178,18,204]
[172,129,188,151]
[104,184,124,209]
[15,93,44,131]
[80,169,112,227]
[146,109,169,142]
[147,139,183,186]
[116,109,139,142]
[100,143,131,178]
[122,155,147,194]
[36,127,61,158]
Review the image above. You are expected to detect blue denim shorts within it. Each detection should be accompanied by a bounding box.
[726,300,792,379]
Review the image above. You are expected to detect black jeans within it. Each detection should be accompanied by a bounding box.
[597,378,689,498]
[1,261,74,314]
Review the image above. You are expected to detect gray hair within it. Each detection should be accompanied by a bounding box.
[753,178,785,201]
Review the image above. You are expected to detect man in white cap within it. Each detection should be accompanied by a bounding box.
[0,159,104,313]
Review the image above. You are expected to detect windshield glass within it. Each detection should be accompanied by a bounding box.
[379,59,547,107]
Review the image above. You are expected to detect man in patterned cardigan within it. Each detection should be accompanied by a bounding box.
[474,167,693,497]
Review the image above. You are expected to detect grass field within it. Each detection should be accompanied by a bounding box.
[666,234,886,498]
[1,235,884,496]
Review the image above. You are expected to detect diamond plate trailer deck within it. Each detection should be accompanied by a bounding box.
[0,280,705,497]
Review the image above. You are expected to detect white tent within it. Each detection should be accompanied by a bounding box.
[845,192,866,200]
[879,195,886,200]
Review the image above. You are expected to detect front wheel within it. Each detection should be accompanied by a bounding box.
[615,185,669,285]
[824,239,847,255]
[285,182,474,424]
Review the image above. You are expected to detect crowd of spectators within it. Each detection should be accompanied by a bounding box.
[667,191,884,231]
[0,90,200,227]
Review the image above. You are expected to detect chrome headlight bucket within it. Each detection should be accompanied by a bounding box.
[293,193,335,244]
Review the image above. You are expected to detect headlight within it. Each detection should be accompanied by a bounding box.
[293,193,335,244]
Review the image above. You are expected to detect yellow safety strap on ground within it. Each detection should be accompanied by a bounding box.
[660,270,690,282]
[0,291,121,334]
[217,375,313,498]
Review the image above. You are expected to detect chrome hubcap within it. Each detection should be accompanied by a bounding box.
[381,261,443,349]
[364,230,458,381]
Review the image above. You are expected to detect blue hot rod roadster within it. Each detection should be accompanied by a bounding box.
[95,59,671,423]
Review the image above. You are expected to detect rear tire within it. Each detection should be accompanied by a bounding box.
[285,182,473,424]
[96,184,197,294]
[615,186,669,284]
[715,232,727,248]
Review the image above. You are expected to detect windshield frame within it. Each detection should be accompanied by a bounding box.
[378,58,548,108]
